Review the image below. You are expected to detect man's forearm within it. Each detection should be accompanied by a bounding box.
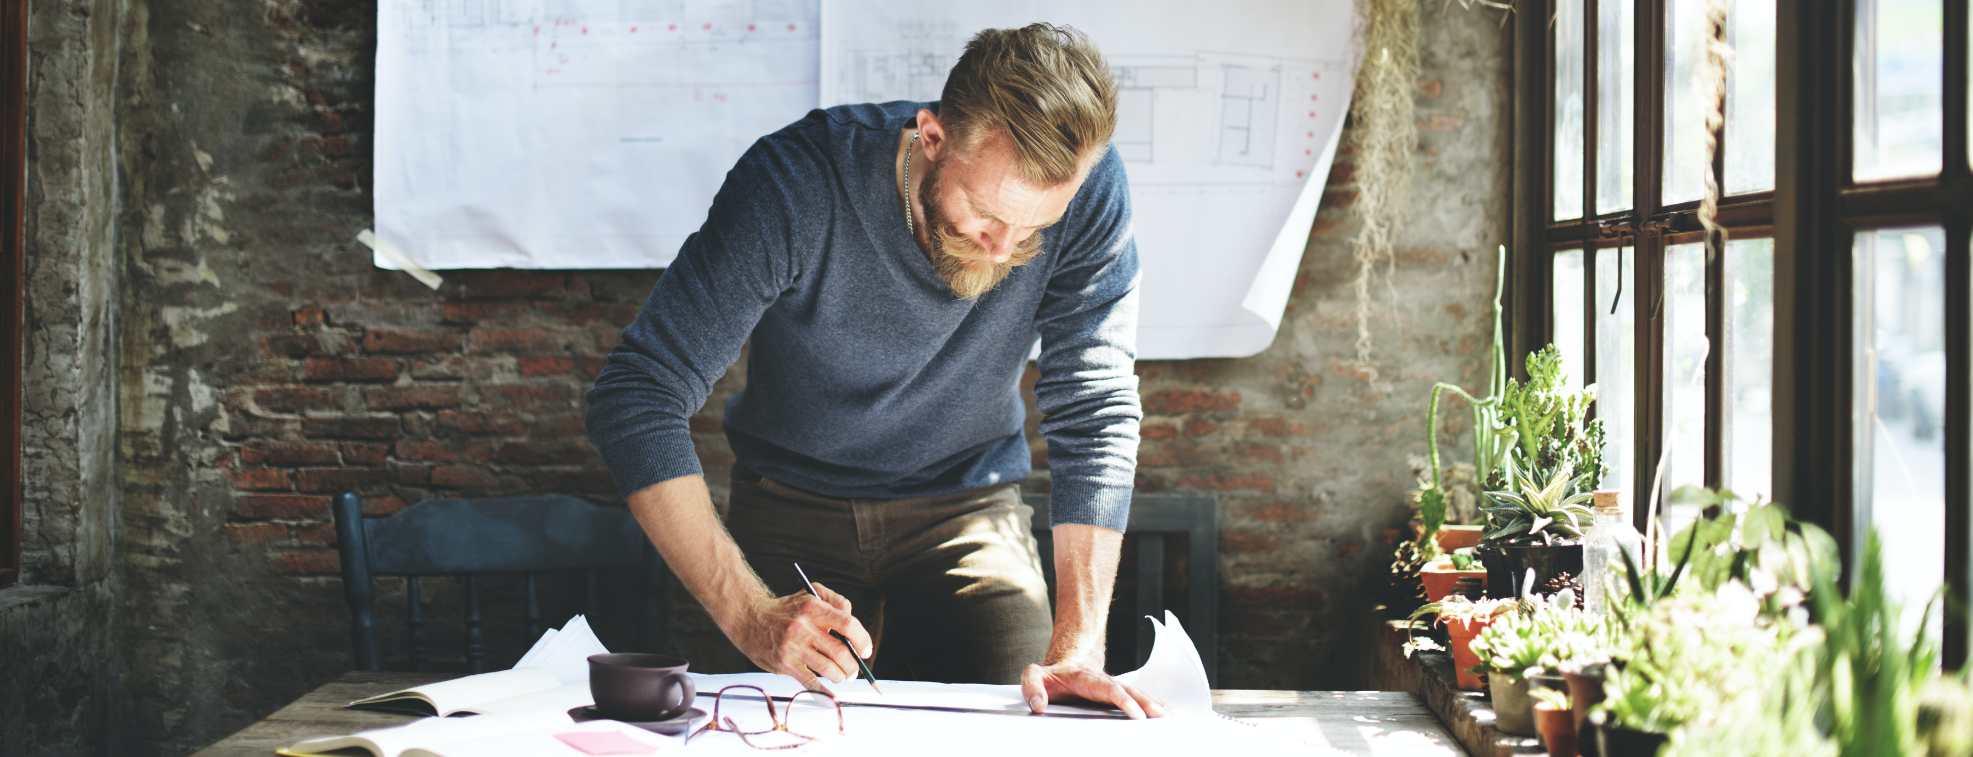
[625,475,771,639]
[1045,523,1124,668]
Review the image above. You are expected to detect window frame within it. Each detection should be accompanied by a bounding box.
[1512,0,1972,664]
[0,0,24,589]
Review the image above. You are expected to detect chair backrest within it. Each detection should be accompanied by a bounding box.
[1025,493,1219,685]
[333,493,669,673]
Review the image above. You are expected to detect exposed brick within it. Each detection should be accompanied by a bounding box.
[518,356,577,377]
[1141,424,1178,442]
[1221,530,1282,554]
[260,333,320,358]
[1326,160,1356,186]
[461,271,565,299]
[255,386,341,413]
[480,384,569,408]
[492,442,593,465]
[1175,472,1276,492]
[269,551,341,575]
[224,523,289,548]
[1136,447,1223,468]
[1183,418,1218,436]
[362,494,409,516]
[363,329,461,354]
[341,443,390,465]
[1237,444,1285,464]
[293,306,327,328]
[1141,389,1241,415]
[577,357,608,378]
[232,468,294,491]
[302,416,401,439]
[295,467,389,493]
[295,523,337,546]
[430,466,500,488]
[1240,502,1317,523]
[393,439,452,461]
[305,357,400,382]
[234,494,331,520]
[397,465,433,486]
[239,441,340,466]
[441,301,530,324]
[468,329,557,353]
[1245,418,1308,437]
[1224,585,1325,611]
[1320,189,1357,211]
[365,385,461,411]
[434,411,526,436]
[1418,79,1444,98]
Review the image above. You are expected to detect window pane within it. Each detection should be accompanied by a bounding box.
[1725,0,1776,194]
[1664,0,1709,206]
[1556,0,1587,221]
[1596,0,1636,214]
[1725,238,1773,499]
[1664,243,1708,492]
[1854,0,1945,181]
[1596,246,1637,491]
[1856,228,1948,632]
[1555,249,1587,396]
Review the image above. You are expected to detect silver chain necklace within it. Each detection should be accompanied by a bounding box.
[902,132,919,238]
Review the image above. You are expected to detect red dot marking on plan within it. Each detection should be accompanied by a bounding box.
[1307,132,1314,137]
[1308,111,1315,117]
[1305,149,1312,155]
[748,24,756,31]
[703,22,713,30]
[1296,171,1304,177]
[669,24,678,30]
[581,27,588,34]
[788,23,797,31]
[630,26,637,32]
[1311,94,1318,100]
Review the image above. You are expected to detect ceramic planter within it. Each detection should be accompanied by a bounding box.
[1444,614,1494,690]
[1535,703,1578,757]
[1491,674,1536,736]
[1563,663,1608,757]
[1488,543,1585,597]
[1420,561,1489,602]
[1595,724,1669,757]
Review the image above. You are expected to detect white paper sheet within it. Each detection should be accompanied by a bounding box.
[374,0,822,271]
[512,614,609,686]
[1115,611,1214,717]
[820,0,1356,358]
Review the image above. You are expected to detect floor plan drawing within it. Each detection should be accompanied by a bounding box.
[1218,64,1280,168]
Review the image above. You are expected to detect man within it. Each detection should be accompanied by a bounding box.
[586,23,1163,718]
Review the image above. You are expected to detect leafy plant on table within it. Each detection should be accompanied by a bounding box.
[1471,346,1606,549]
[1481,458,1596,545]
[1467,595,1613,683]
[1595,581,1797,741]
[1414,246,1509,551]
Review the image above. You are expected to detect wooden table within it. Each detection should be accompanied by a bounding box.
[192,671,1470,756]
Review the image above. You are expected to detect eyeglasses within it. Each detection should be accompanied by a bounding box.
[688,685,845,750]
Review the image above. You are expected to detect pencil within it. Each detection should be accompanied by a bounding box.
[792,563,885,696]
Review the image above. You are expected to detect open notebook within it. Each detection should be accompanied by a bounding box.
[345,616,607,717]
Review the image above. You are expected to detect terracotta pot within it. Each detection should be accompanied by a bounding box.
[1443,614,1494,691]
[1437,524,1485,552]
[1421,562,1489,603]
[1563,664,1608,757]
[1535,704,1578,757]
[1491,675,1536,736]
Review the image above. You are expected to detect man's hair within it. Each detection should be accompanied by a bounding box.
[938,23,1118,187]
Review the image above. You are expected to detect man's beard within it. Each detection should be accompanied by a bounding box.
[919,162,1044,299]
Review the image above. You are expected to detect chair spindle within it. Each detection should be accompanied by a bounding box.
[407,576,428,671]
[1135,532,1166,668]
[525,573,541,640]
[465,575,485,674]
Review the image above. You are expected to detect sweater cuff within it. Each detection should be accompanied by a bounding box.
[1044,479,1133,533]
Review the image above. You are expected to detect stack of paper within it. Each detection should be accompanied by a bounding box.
[347,616,609,717]
[514,614,610,685]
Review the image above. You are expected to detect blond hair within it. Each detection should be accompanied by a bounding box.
[938,23,1118,187]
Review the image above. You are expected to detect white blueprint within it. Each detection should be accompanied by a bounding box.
[374,0,821,270]
[821,0,1356,358]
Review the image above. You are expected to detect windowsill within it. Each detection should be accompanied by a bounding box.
[1365,617,1544,757]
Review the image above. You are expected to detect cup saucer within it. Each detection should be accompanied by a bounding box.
[568,705,708,736]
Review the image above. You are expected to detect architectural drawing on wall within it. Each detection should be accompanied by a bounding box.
[375,0,821,270]
[827,20,958,103]
[1112,65,1198,163]
[1217,65,1279,168]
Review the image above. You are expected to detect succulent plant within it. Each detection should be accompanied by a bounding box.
[1481,459,1596,545]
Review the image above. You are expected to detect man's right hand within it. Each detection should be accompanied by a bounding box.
[731,580,875,689]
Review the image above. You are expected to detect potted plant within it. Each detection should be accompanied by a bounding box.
[1533,686,1578,757]
[1407,595,1515,691]
[1477,346,1606,598]
[1420,547,1488,602]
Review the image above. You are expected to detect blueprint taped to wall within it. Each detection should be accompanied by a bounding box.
[821,0,1355,358]
[373,0,822,271]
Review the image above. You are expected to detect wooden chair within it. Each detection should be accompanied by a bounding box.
[1025,493,1219,685]
[332,493,668,673]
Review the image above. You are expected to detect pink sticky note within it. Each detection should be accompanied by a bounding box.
[553,731,659,756]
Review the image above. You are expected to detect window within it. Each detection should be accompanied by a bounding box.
[1517,0,1970,661]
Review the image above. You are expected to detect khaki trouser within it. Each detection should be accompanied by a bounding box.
[724,464,1054,685]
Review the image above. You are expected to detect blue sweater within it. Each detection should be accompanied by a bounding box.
[586,101,1142,531]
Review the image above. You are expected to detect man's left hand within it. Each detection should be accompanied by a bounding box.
[1020,661,1170,719]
